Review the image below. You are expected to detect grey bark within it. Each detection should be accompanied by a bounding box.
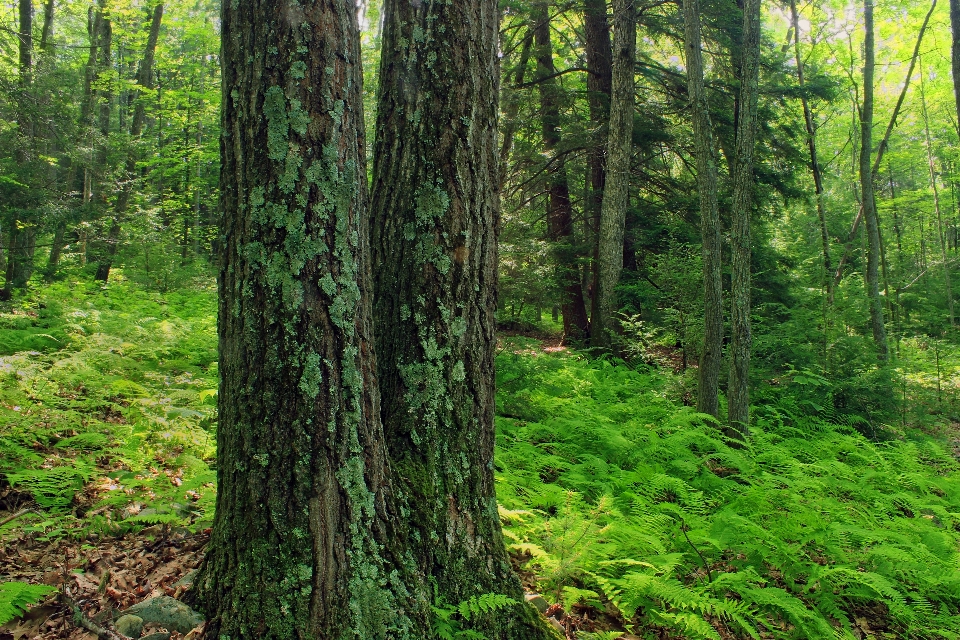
[370,0,557,637]
[682,0,723,418]
[592,0,635,349]
[861,0,889,361]
[727,0,761,437]
[194,1,428,637]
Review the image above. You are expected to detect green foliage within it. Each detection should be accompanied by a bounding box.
[431,592,518,639]
[0,582,55,625]
[0,280,217,538]
[496,341,960,639]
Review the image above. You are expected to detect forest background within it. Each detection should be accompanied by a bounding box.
[1,0,960,638]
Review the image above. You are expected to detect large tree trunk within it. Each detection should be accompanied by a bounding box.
[860,0,889,361]
[370,1,556,638]
[682,0,723,418]
[532,2,590,342]
[194,2,428,637]
[95,3,163,283]
[727,0,761,437]
[592,0,635,349]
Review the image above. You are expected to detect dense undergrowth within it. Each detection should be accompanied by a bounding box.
[1,280,959,638]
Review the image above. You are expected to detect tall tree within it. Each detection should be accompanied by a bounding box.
[593,0,636,348]
[94,3,164,283]
[194,1,425,636]
[860,0,889,361]
[583,0,613,327]
[370,0,556,636]
[682,0,723,418]
[2,0,35,296]
[532,1,590,342]
[727,0,762,436]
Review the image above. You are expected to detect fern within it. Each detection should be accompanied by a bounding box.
[0,582,55,625]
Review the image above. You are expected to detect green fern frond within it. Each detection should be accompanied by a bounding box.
[0,582,55,625]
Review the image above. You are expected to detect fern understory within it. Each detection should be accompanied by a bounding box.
[496,338,960,639]
[1,280,959,639]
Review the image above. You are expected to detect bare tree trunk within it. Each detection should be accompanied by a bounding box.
[96,3,163,282]
[593,0,635,349]
[532,2,590,342]
[499,32,532,183]
[682,0,723,418]
[861,0,889,361]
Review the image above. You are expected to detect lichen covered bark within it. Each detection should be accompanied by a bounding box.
[370,1,556,637]
[196,1,427,637]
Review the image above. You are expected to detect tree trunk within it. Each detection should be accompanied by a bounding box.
[194,2,427,638]
[499,32,533,183]
[3,0,36,296]
[790,0,831,298]
[592,0,635,349]
[532,2,590,342]
[95,3,163,283]
[726,0,761,436]
[861,0,889,361]
[370,1,557,637]
[682,0,723,418]
[583,0,613,327]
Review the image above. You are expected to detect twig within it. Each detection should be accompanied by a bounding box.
[61,587,128,640]
[0,508,33,528]
[679,517,714,583]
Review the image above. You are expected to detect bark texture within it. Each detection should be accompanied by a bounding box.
[370,1,556,637]
[682,0,723,418]
[593,0,636,349]
[195,2,426,637]
[727,0,761,437]
[532,2,590,342]
[860,0,889,362]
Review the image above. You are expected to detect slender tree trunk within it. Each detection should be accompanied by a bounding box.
[861,0,889,361]
[194,2,428,637]
[593,0,635,349]
[920,61,957,327]
[532,2,590,342]
[952,0,960,156]
[682,0,723,418]
[584,0,613,326]
[790,0,831,298]
[727,0,761,436]
[370,1,557,637]
[96,3,163,282]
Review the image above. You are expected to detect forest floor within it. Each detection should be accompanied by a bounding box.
[2,279,960,640]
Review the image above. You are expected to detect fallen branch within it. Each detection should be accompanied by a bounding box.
[61,587,128,640]
[0,508,33,528]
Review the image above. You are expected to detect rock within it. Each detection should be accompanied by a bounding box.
[547,616,564,633]
[140,633,171,640]
[123,596,204,634]
[115,614,144,638]
[173,570,197,588]
[524,592,548,614]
